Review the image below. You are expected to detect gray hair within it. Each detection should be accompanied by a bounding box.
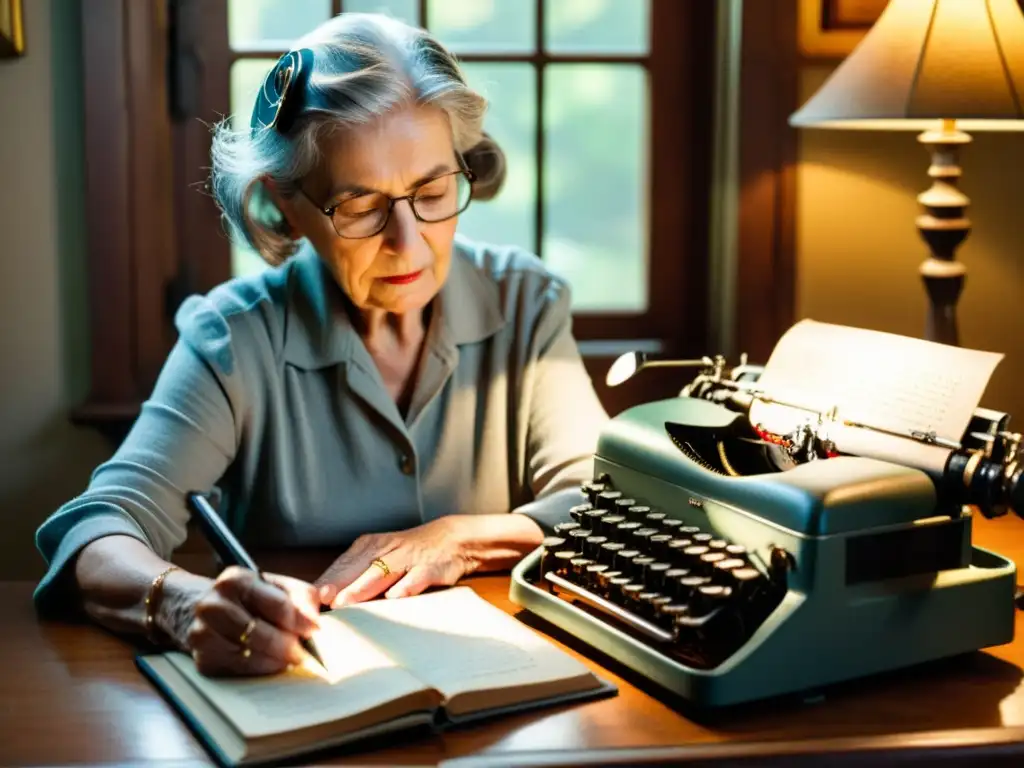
[209,13,506,265]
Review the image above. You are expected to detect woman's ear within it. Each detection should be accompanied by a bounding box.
[261,175,301,239]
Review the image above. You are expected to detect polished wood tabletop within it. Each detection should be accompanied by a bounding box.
[5,513,1024,767]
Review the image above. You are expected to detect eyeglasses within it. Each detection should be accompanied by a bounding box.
[299,169,475,239]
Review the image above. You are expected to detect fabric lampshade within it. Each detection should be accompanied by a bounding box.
[790,0,1024,131]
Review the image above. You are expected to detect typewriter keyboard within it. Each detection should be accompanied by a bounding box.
[536,478,787,670]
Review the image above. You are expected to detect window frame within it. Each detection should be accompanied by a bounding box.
[73,0,797,430]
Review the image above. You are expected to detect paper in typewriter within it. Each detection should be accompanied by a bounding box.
[748,320,1003,474]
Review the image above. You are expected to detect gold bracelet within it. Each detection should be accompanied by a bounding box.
[144,565,180,646]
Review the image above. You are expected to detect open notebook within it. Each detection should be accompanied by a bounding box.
[137,586,615,767]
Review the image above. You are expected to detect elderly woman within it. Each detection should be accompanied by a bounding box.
[33,13,607,676]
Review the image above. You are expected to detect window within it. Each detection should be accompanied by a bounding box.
[176,0,711,352]
[228,0,649,316]
[79,0,766,427]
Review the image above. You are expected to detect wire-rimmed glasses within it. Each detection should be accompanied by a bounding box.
[300,169,475,239]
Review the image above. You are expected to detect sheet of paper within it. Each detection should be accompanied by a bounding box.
[333,587,594,700]
[748,320,1003,468]
[165,616,430,739]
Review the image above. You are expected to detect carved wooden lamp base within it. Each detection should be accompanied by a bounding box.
[916,119,971,347]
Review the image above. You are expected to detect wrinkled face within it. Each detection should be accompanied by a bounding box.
[279,104,462,315]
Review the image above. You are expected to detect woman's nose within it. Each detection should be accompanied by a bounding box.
[382,199,422,252]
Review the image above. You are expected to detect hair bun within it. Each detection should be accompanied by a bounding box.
[464,132,507,202]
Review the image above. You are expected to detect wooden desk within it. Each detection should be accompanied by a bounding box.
[4,514,1024,767]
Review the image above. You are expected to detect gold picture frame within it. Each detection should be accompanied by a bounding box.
[798,0,888,59]
[0,0,25,58]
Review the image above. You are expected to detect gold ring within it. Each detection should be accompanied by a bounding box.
[239,618,257,647]
[370,557,391,576]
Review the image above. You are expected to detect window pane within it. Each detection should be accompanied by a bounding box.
[343,0,419,26]
[543,64,647,312]
[457,64,537,254]
[427,0,535,54]
[545,0,649,54]
[230,60,278,278]
[229,0,331,51]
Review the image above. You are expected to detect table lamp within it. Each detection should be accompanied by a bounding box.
[790,0,1024,347]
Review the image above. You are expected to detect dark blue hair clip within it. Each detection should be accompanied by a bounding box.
[250,48,316,137]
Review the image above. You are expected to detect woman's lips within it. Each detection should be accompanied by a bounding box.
[380,270,424,285]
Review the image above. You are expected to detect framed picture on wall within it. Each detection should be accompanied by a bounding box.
[0,0,25,58]
[798,0,889,59]
[800,0,1024,59]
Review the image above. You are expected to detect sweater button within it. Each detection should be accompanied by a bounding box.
[399,453,415,476]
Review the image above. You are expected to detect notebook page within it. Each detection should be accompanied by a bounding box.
[748,320,1003,464]
[164,613,433,739]
[333,587,595,702]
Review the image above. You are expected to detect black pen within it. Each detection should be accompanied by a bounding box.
[186,491,326,670]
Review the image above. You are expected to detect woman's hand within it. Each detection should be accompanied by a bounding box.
[315,517,478,609]
[164,567,321,677]
[316,514,545,608]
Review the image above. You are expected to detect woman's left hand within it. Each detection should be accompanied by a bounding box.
[315,516,479,608]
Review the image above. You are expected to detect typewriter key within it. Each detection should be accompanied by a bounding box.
[632,527,659,546]
[682,545,710,566]
[567,528,592,552]
[649,595,674,614]
[667,538,693,564]
[541,536,566,550]
[680,526,701,536]
[626,505,651,523]
[725,543,748,557]
[609,575,632,601]
[708,539,728,551]
[597,569,623,596]
[585,563,610,587]
[663,570,690,600]
[570,557,594,580]
[615,521,642,542]
[731,568,763,600]
[613,498,638,515]
[713,557,747,584]
[692,584,733,614]
[584,535,608,560]
[621,583,646,604]
[539,538,566,585]
[552,550,577,577]
[646,562,672,591]
[660,518,684,533]
[581,481,607,505]
[649,533,673,559]
[599,540,625,565]
[678,575,711,602]
[638,592,665,617]
[585,508,607,527]
[596,490,623,511]
[700,552,733,577]
[630,555,656,581]
[598,513,625,536]
[569,503,593,522]
[660,603,689,624]
[615,548,641,572]
[693,532,713,544]
[645,511,667,527]
[554,521,580,534]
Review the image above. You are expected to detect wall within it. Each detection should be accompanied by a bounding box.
[0,0,112,579]
[795,65,1024,420]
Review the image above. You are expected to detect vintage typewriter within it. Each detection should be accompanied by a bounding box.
[509,327,1021,708]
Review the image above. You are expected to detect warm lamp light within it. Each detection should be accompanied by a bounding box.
[790,0,1024,346]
